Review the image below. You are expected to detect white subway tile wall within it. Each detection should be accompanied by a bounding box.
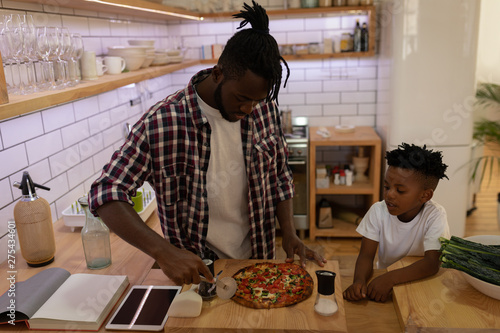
[0,0,378,262]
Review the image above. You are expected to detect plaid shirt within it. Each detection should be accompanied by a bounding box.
[89,68,294,260]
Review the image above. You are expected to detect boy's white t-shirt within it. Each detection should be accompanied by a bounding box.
[356,200,450,269]
[197,93,252,260]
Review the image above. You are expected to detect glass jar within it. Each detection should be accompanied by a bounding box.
[314,270,339,316]
[294,44,309,55]
[319,0,332,6]
[79,196,112,270]
[359,0,373,5]
[308,42,321,54]
[347,0,360,5]
[333,0,347,5]
[301,0,319,8]
[340,33,353,52]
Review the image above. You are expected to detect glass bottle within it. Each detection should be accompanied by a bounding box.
[79,196,111,269]
[314,270,338,316]
[353,19,362,52]
[361,22,369,52]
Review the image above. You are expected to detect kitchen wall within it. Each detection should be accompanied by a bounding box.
[0,0,378,263]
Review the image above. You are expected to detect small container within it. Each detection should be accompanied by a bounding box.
[79,196,112,270]
[347,0,360,5]
[301,0,319,8]
[359,0,373,5]
[315,270,339,316]
[308,42,321,54]
[333,0,347,5]
[319,0,332,6]
[281,44,294,55]
[294,44,309,55]
[340,33,353,52]
[198,258,217,301]
[288,0,301,8]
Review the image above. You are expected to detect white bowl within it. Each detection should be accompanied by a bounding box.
[141,55,155,68]
[151,54,170,66]
[168,55,183,63]
[108,46,147,56]
[461,235,500,300]
[128,39,155,47]
[122,54,146,71]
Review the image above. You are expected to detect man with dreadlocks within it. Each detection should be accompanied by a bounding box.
[343,143,451,302]
[88,1,326,286]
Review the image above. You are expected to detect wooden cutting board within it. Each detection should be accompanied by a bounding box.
[389,257,500,332]
[165,259,347,333]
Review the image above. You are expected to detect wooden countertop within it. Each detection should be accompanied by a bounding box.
[389,257,500,332]
[0,212,401,332]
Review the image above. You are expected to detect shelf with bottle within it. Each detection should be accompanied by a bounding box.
[309,126,382,240]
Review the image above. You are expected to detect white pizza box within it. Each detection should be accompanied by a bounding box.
[63,183,157,231]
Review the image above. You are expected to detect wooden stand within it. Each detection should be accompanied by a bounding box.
[309,126,382,240]
[0,53,9,105]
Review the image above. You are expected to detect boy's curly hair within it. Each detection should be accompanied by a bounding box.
[386,143,448,190]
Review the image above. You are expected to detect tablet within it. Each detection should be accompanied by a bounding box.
[105,285,181,331]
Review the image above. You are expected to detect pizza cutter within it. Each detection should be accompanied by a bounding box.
[216,276,237,300]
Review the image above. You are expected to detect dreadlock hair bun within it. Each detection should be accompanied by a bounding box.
[217,0,290,103]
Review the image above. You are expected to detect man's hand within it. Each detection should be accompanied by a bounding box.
[155,246,214,286]
[281,231,326,268]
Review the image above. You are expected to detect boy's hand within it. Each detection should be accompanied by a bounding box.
[343,282,367,301]
[366,274,394,302]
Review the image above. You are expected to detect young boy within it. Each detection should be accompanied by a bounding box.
[343,143,450,302]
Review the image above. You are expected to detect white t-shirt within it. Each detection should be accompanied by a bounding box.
[356,200,450,269]
[197,93,252,260]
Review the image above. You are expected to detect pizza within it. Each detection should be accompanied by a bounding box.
[231,262,314,309]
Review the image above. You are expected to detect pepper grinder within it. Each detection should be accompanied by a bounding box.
[314,270,339,316]
[198,258,217,301]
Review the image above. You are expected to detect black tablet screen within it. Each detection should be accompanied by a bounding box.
[110,288,177,325]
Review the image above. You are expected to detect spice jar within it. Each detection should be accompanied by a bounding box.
[314,270,338,316]
[308,42,321,54]
[198,258,217,301]
[347,0,360,5]
[333,0,346,5]
[340,33,353,52]
[301,0,319,8]
[319,0,332,6]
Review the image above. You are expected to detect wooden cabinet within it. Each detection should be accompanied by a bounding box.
[308,126,382,240]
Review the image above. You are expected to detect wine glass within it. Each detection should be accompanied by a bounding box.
[0,15,15,94]
[7,17,27,94]
[36,26,58,90]
[68,33,84,86]
[56,27,71,88]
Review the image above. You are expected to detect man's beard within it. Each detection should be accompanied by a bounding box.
[214,82,237,122]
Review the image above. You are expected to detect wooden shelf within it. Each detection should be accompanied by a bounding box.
[200,50,376,65]
[0,4,376,119]
[203,5,374,19]
[0,60,198,121]
[13,0,203,21]
[309,126,382,240]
